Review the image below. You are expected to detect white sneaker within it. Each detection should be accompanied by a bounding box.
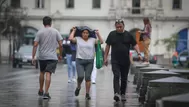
[72,78,76,83]
[68,79,72,83]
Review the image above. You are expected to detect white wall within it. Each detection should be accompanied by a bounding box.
[2,0,189,58]
[162,0,189,17]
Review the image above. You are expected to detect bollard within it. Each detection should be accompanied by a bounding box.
[139,70,179,103]
[170,69,189,79]
[160,93,189,107]
[136,67,168,92]
[133,64,149,84]
[145,76,189,107]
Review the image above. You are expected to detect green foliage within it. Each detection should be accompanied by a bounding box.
[154,33,178,52]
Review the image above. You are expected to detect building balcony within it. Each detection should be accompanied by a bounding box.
[121,7,156,19]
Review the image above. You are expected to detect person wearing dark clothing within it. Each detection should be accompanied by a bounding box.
[104,19,142,102]
[63,37,75,83]
[71,43,77,82]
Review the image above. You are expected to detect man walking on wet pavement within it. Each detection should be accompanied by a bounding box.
[32,16,63,99]
[104,19,142,102]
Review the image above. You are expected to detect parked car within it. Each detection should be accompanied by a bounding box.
[130,50,157,64]
[178,50,189,67]
[13,45,38,69]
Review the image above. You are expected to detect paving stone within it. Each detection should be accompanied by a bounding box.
[0,64,141,107]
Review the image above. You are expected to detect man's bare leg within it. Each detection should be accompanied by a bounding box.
[39,72,45,92]
[45,72,51,93]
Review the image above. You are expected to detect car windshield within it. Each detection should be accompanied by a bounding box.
[19,46,32,53]
[180,51,189,56]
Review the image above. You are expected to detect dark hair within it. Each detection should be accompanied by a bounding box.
[115,19,125,26]
[143,17,151,27]
[43,16,52,26]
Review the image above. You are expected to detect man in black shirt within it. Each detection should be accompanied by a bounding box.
[104,19,142,102]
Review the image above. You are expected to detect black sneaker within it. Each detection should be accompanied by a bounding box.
[75,88,80,96]
[43,93,51,99]
[38,90,43,96]
[114,93,120,102]
[85,93,91,100]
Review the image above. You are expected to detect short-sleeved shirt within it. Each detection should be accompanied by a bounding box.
[75,37,96,59]
[34,27,63,60]
[106,30,137,64]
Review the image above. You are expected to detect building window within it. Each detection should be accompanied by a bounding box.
[11,0,20,8]
[132,0,141,14]
[172,0,182,9]
[36,0,45,8]
[92,0,101,8]
[66,0,74,8]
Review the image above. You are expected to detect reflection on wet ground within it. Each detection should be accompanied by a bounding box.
[0,64,141,107]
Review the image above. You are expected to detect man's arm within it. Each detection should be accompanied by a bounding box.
[104,32,112,65]
[133,44,140,55]
[58,40,63,57]
[32,32,40,60]
[32,41,38,60]
[56,31,63,58]
[104,44,110,61]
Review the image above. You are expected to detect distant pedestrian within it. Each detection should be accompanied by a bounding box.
[172,51,178,68]
[63,36,74,83]
[69,26,103,100]
[104,19,142,102]
[32,16,63,99]
[91,55,97,84]
[70,34,77,83]
[138,17,152,65]
[91,47,104,84]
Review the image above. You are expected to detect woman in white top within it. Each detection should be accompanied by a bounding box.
[69,27,103,100]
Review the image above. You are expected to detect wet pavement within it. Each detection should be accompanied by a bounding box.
[0,64,141,107]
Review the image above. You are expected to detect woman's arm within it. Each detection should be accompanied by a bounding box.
[95,30,103,44]
[69,27,77,43]
[140,24,150,34]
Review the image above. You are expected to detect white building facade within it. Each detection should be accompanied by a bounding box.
[2,0,189,57]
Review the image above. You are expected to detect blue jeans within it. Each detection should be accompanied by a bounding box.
[66,54,72,80]
[72,61,76,78]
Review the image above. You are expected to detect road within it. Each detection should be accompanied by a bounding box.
[0,63,141,107]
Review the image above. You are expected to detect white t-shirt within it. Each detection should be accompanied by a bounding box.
[75,37,96,59]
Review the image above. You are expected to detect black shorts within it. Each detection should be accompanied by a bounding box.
[39,60,58,73]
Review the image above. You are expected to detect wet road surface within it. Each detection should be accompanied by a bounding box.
[0,64,141,107]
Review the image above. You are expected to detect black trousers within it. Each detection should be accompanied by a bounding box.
[112,62,130,95]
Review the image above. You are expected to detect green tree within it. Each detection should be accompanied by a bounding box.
[154,33,178,65]
[154,33,178,52]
